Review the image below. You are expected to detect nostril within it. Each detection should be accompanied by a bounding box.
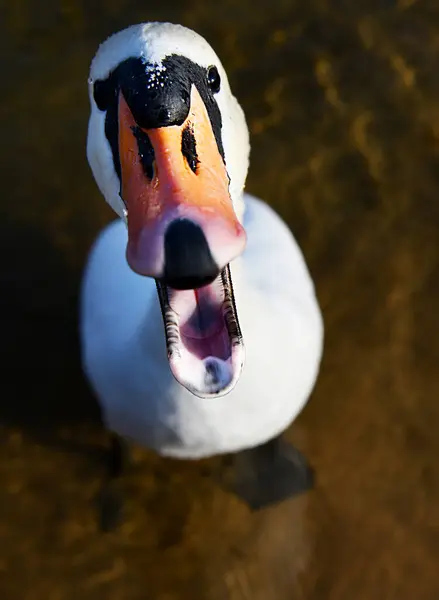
[163,219,220,290]
[181,125,199,174]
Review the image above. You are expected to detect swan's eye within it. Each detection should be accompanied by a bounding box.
[131,126,155,180]
[207,66,221,94]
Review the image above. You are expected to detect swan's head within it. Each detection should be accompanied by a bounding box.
[87,22,250,398]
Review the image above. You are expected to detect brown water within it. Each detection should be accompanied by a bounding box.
[2,1,439,598]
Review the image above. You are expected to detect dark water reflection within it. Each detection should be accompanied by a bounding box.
[2,1,439,598]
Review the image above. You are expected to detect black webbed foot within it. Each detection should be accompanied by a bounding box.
[220,436,315,510]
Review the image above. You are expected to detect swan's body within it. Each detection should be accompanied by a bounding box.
[82,194,322,458]
[81,22,323,463]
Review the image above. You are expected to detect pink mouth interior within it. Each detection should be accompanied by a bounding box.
[168,278,231,360]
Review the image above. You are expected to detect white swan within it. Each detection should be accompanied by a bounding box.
[81,22,324,512]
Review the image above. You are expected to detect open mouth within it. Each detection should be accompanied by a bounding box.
[156,265,245,398]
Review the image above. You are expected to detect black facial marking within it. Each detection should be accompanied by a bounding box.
[93,55,224,185]
[94,81,121,181]
[181,124,199,174]
[93,78,114,111]
[131,126,155,180]
[162,55,224,160]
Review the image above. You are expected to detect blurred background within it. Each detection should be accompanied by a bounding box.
[2,0,439,598]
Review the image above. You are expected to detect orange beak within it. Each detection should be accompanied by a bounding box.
[118,85,246,286]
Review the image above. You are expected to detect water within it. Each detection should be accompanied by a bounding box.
[2,1,439,598]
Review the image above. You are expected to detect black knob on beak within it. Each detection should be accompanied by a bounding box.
[163,218,220,290]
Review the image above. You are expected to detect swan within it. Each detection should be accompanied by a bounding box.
[81,22,324,520]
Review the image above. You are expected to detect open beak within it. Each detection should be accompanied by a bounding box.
[117,85,246,397]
